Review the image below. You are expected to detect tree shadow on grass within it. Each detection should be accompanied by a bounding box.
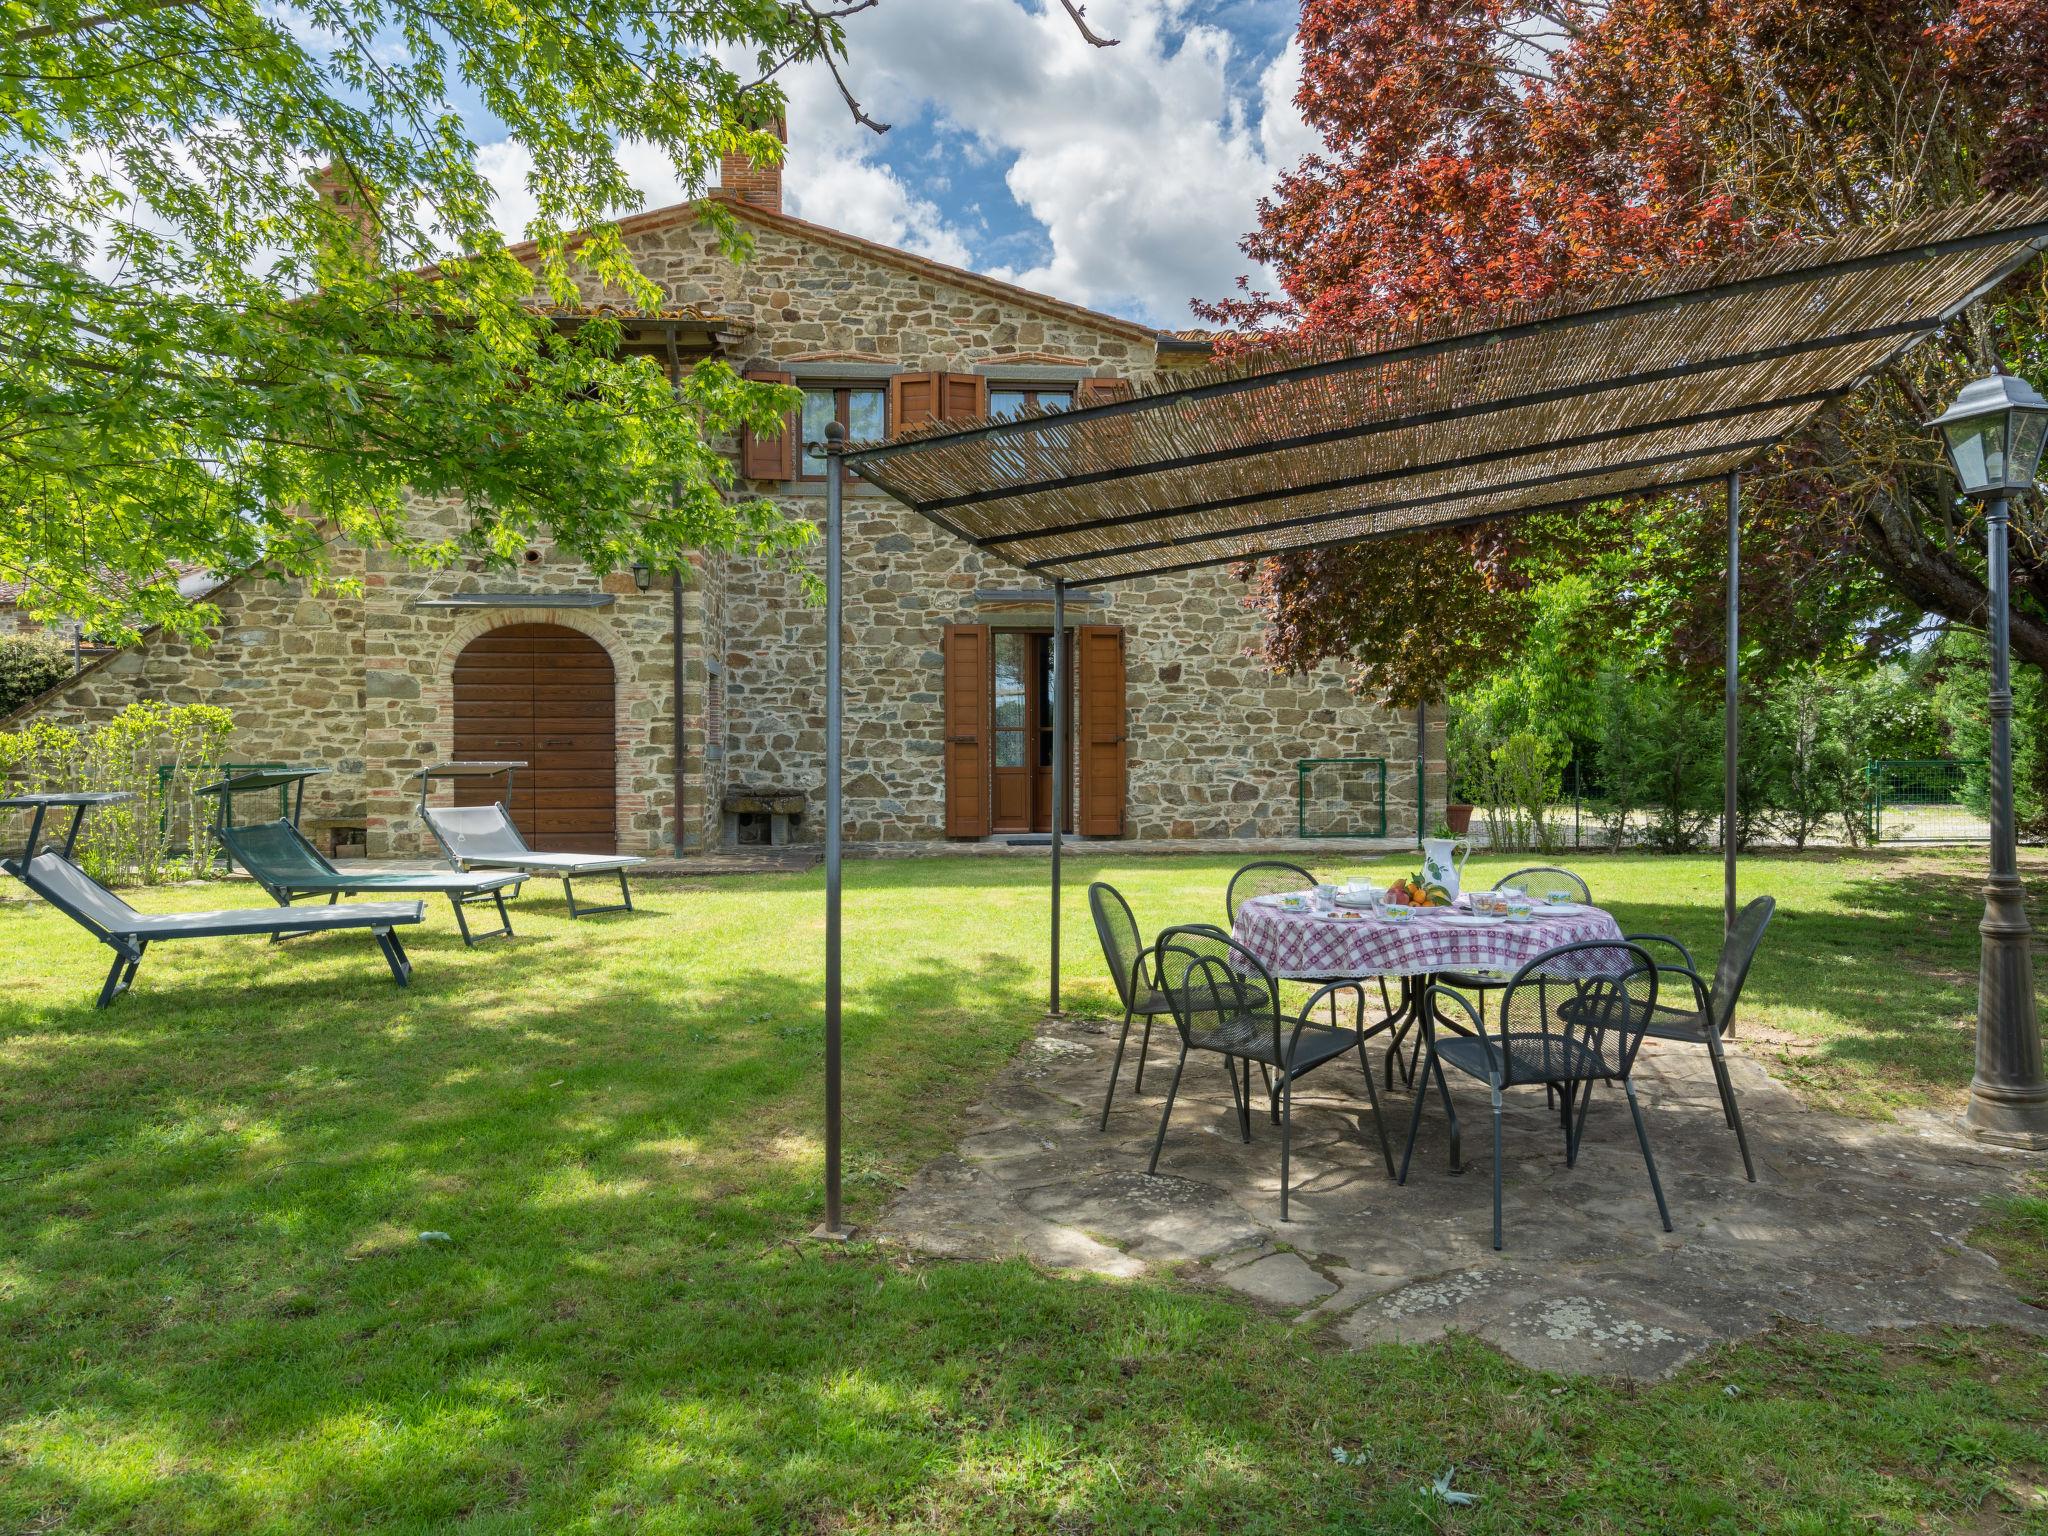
[1,931,1398,1532]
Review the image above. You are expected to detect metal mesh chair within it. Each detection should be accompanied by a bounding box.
[1148,925,1393,1219]
[1225,855,1401,1032]
[1425,865,1600,1080]
[1399,938,1667,1249]
[1224,860,1318,925]
[1090,882,1205,1130]
[1626,896,1776,1181]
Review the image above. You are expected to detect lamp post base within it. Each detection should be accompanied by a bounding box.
[1965,871,2048,1148]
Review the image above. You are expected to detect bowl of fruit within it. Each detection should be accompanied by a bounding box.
[1383,873,1453,909]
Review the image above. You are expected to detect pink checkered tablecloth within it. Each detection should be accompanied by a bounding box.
[1231,894,1625,980]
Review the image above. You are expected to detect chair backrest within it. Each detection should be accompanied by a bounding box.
[1495,865,1591,904]
[1494,938,1659,1087]
[1225,860,1318,924]
[1088,882,1151,1009]
[1708,895,1776,1037]
[1153,924,1279,1056]
[421,803,532,862]
[21,852,142,941]
[217,819,339,887]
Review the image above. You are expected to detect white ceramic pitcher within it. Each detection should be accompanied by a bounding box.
[1419,836,1471,899]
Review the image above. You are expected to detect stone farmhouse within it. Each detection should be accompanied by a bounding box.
[3,132,1429,858]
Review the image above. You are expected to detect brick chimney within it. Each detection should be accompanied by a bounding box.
[306,162,379,261]
[719,115,786,214]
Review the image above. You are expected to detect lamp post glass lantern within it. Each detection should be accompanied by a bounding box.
[1931,370,2048,1145]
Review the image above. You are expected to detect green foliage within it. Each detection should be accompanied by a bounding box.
[0,0,835,642]
[0,633,70,715]
[1931,630,2048,834]
[1475,731,1563,853]
[1448,566,1957,849]
[0,701,231,883]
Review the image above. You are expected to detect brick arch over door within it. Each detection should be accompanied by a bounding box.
[451,623,618,852]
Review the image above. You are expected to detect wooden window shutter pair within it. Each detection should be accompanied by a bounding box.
[739,369,797,481]
[940,622,1126,840]
[889,371,988,429]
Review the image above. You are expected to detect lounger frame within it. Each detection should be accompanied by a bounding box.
[17,852,421,1007]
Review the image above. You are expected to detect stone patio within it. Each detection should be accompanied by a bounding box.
[878,1009,2047,1377]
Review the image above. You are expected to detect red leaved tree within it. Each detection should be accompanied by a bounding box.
[1200,0,2048,705]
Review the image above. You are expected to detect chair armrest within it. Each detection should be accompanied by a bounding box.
[1624,932,1710,1012]
[1283,979,1364,1065]
[1626,932,1698,973]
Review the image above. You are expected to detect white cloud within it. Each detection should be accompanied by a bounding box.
[771,0,1311,326]
[472,0,1313,326]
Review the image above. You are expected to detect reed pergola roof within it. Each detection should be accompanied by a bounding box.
[845,196,2048,588]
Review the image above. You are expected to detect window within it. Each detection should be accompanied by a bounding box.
[989,387,1074,420]
[799,384,885,478]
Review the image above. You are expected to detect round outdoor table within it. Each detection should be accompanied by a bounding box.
[1230,894,1625,983]
[1230,894,1627,1173]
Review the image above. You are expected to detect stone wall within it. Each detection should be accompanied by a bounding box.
[354,506,684,860]
[0,555,371,841]
[717,494,1423,845]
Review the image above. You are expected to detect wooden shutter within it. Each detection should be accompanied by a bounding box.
[740,369,796,480]
[889,371,941,429]
[1076,625,1127,837]
[942,623,991,838]
[891,371,986,429]
[940,372,987,421]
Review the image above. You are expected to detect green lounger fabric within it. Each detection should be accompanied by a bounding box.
[219,820,524,897]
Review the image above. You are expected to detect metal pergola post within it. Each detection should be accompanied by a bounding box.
[819,421,850,1239]
[1050,579,1067,1016]
[1724,469,1741,934]
[1968,488,2048,1143]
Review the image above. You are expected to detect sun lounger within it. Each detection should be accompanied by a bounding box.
[413,763,643,917]
[18,851,422,1007]
[216,818,525,947]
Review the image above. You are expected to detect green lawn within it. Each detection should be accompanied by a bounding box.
[1,849,2044,1533]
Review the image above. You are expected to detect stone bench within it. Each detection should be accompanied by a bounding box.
[722,791,807,847]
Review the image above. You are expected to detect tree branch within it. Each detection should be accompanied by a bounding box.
[7,0,208,46]
[1059,1,1118,48]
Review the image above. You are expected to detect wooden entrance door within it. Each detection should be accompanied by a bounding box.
[942,623,1122,838]
[990,630,1072,835]
[451,623,618,852]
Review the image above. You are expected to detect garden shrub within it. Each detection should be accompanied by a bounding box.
[1477,730,1562,852]
[0,701,232,884]
[0,634,71,716]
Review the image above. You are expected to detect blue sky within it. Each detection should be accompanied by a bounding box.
[472,2,1316,329]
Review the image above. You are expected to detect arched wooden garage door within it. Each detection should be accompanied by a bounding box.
[451,623,618,853]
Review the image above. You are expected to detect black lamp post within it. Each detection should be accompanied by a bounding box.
[1929,371,2048,1145]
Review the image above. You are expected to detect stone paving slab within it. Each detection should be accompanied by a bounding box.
[877,1011,2046,1378]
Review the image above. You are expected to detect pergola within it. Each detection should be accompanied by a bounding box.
[809,194,2048,1235]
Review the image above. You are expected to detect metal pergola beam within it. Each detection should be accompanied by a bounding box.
[1061,468,1739,588]
[908,320,1928,517]
[978,387,1838,550]
[848,211,2048,472]
[1026,432,1785,575]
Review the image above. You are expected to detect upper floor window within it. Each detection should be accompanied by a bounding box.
[990,387,1073,419]
[800,384,886,478]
